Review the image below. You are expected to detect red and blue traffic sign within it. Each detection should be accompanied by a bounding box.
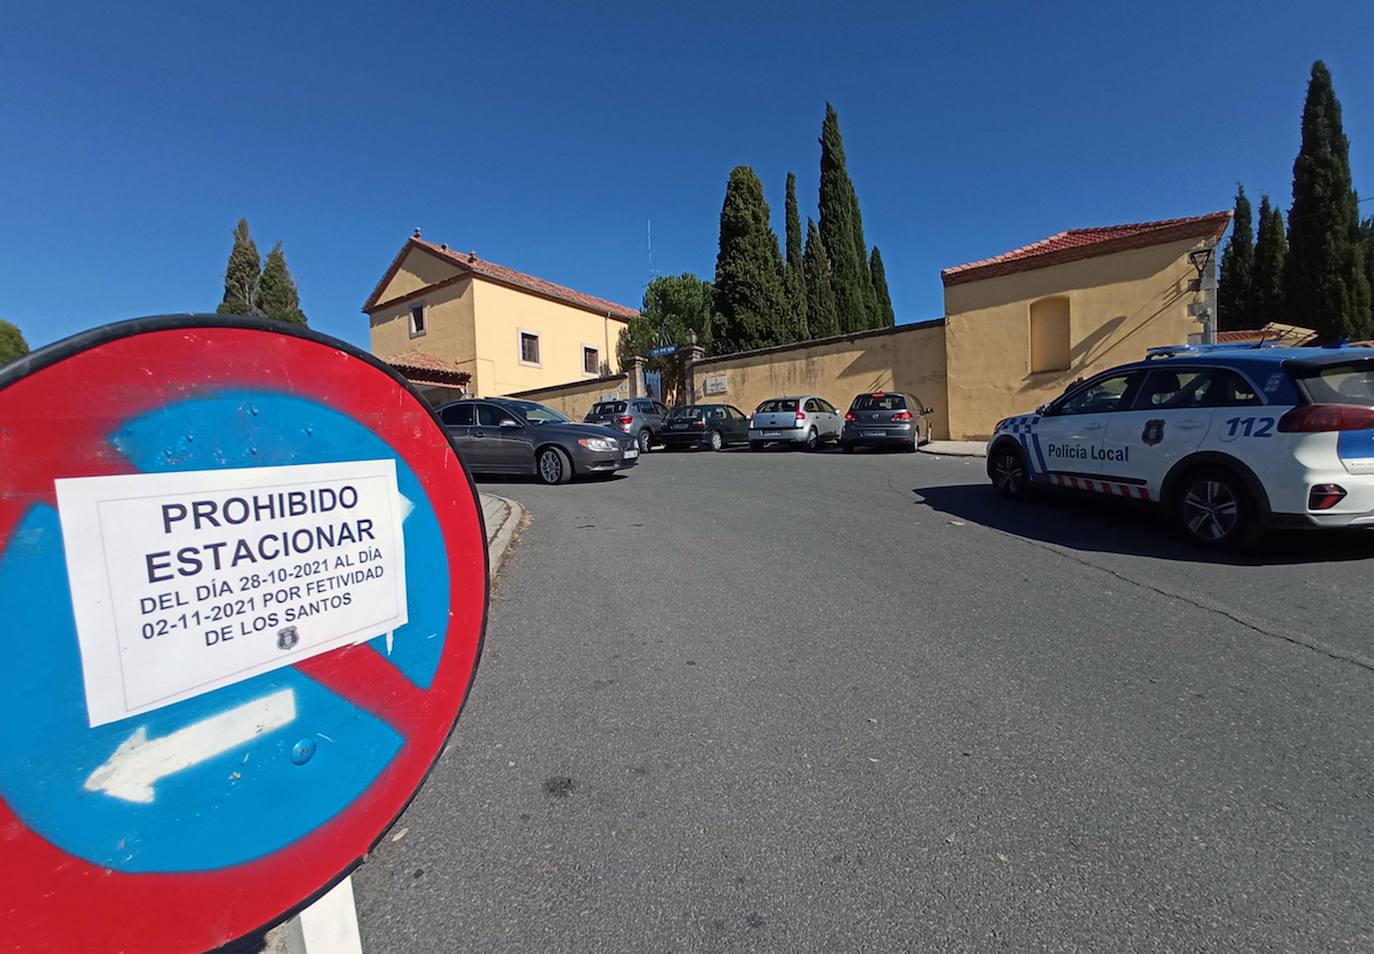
[0,315,487,952]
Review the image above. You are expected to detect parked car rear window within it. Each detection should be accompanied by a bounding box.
[1291,360,1374,406]
[666,406,702,420]
[590,401,627,415]
[850,394,907,411]
[756,399,798,413]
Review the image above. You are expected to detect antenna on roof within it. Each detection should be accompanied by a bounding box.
[644,218,660,289]
[413,228,422,238]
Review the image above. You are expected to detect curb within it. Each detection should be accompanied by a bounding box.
[480,493,526,575]
[917,445,988,459]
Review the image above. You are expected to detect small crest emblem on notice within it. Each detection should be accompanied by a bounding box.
[1142,419,1165,446]
[277,626,300,651]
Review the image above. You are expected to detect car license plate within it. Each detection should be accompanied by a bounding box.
[763,430,782,437]
[623,447,639,459]
[862,429,885,437]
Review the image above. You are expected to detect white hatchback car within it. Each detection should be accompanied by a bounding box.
[986,342,1374,547]
[749,396,843,450]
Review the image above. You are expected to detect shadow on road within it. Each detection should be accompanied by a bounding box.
[913,483,1374,566]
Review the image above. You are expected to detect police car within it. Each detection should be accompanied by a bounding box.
[986,342,1374,547]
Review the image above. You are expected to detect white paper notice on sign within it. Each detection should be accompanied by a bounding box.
[55,460,409,727]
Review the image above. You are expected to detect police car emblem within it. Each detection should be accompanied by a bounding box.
[1141,419,1165,446]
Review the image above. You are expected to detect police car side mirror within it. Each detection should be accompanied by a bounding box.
[1036,403,1052,415]
[923,407,934,415]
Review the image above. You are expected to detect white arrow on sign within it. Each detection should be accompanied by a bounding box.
[84,688,297,803]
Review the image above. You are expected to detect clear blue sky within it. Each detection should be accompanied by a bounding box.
[3,0,1370,354]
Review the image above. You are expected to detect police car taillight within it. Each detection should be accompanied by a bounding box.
[1276,404,1374,432]
[1309,484,1347,510]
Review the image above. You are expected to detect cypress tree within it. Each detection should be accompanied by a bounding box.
[1361,216,1374,314]
[217,218,263,316]
[803,218,840,339]
[1282,61,1371,340]
[1252,196,1288,327]
[711,166,789,353]
[818,103,877,332]
[1217,185,1255,331]
[869,247,895,327]
[0,319,28,364]
[784,172,809,340]
[259,243,309,325]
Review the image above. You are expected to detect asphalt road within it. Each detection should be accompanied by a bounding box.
[352,445,1374,953]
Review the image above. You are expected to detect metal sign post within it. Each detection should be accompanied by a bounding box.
[0,315,488,953]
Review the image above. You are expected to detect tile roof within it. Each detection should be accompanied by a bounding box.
[363,236,639,321]
[385,349,471,387]
[1216,323,1317,345]
[941,212,1233,287]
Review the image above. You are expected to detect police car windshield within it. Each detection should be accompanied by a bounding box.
[1291,360,1374,406]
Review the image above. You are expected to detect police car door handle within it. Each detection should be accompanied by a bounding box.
[1081,422,1104,432]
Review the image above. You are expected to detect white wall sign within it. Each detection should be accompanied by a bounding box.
[55,460,409,727]
[704,374,728,395]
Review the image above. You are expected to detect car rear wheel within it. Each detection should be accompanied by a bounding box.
[840,442,855,454]
[710,430,724,451]
[1176,466,1262,549]
[804,427,819,451]
[637,429,651,454]
[989,444,1030,500]
[750,440,764,451]
[537,446,572,485]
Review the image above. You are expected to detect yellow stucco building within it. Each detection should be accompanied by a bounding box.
[364,233,637,400]
[940,212,1232,439]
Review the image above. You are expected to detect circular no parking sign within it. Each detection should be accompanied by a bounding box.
[0,315,487,953]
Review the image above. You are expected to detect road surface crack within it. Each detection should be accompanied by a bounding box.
[1015,536,1374,676]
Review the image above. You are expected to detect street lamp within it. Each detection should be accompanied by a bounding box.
[1188,247,1214,280]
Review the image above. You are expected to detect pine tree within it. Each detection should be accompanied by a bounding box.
[711,167,789,352]
[617,273,714,396]
[217,218,264,316]
[0,320,28,364]
[818,103,877,332]
[803,218,839,339]
[1217,185,1255,331]
[259,243,309,325]
[869,248,895,327]
[784,172,809,340]
[1252,196,1288,327]
[1283,61,1371,340]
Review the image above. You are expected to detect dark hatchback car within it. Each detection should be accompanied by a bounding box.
[840,392,935,452]
[659,404,751,450]
[435,397,637,484]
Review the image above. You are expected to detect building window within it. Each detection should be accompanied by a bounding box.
[519,330,541,367]
[583,346,600,376]
[1029,297,1071,373]
[409,302,427,338]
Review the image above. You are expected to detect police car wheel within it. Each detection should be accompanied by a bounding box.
[1177,467,1259,548]
[989,445,1030,500]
